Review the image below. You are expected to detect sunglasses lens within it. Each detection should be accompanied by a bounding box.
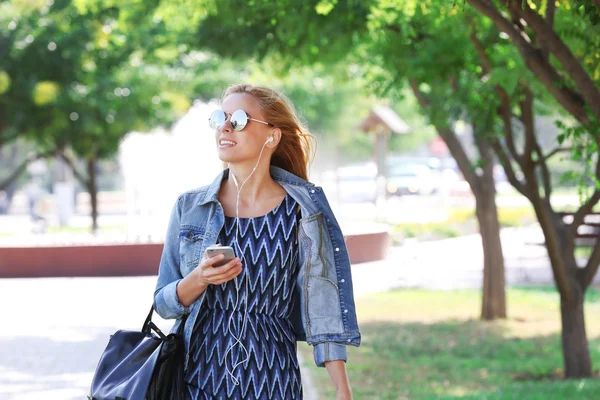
[209,110,226,129]
[230,110,248,131]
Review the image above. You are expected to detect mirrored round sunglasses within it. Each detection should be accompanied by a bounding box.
[208,109,274,131]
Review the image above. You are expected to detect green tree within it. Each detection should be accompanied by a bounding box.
[0,0,200,230]
[465,0,600,377]
[189,0,508,320]
[363,1,508,320]
[187,0,600,378]
[356,0,600,378]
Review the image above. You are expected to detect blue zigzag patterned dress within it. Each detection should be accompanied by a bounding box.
[185,193,303,399]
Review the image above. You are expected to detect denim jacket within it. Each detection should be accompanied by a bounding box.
[153,166,361,369]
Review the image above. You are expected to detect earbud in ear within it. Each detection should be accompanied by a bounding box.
[266,136,274,143]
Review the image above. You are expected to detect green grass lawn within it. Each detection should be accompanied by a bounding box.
[298,287,600,399]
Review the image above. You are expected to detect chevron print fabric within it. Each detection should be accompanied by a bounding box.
[186,194,303,399]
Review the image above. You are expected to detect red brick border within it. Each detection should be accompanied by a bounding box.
[0,231,390,278]
[0,244,164,278]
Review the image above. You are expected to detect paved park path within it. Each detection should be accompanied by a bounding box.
[1,225,597,399]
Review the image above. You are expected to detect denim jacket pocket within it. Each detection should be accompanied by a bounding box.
[179,226,205,272]
[307,276,343,334]
[300,212,344,335]
[299,212,337,282]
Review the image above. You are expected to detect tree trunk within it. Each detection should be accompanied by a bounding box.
[475,177,507,320]
[87,154,98,233]
[560,279,592,378]
[408,81,507,320]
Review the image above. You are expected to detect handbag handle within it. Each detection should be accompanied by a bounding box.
[142,307,168,340]
[142,306,187,340]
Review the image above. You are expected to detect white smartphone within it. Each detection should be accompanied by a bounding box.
[204,245,236,267]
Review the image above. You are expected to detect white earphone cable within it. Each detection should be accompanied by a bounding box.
[224,136,272,385]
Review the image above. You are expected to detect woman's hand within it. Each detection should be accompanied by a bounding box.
[192,249,243,289]
[176,245,243,307]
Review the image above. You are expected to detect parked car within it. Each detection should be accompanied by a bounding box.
[386,163,439,196]
[337,162,378,203]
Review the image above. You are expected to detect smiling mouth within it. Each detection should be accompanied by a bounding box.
[219,139,237,147]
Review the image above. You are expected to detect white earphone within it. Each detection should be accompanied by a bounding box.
[224,133,274,385]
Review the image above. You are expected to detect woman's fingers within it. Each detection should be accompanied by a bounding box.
[202,257,243,285]
[214,261,243,284]
[201,253,225,268]
[211,267,243,285]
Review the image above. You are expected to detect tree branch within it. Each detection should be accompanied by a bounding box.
[519,86,536,164]
[497,91,523,164]
[571,158,600,239]
[581,240,600,289]
[504,0,600,124]
[533,140,553,199]
[0,149,58,191]
[546,0,556,28]
[409,78,431,109]
[468,23,529,181]
[0,159,30,192]
[468,29,493,74]
[466,0,591,127]
[408,78,480,192]
[59,152,89,187]
[519,84,552,199]
[539,146,574,163]
[385,24,430,42]
[543,0,556,61]
[491,138,528,197]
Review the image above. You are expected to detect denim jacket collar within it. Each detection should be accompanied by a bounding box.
[198,166,315,206]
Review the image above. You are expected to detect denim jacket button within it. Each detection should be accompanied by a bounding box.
[347,339,351,342]
[187,231,193,239]
[341,279,345,283]
[344,309,348,313]
[311,189,315,194]
[335,247,340,252]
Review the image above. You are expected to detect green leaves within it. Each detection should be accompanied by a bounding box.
[0,0,216,163]
[577,0,600,25]
[315,0,337,15]
[32,81,61,105]
[0,71,10,95]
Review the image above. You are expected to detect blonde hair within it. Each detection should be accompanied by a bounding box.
[223,84,316,181]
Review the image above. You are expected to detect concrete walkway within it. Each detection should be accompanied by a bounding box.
[0,225,597,399]
[0,276,322,400]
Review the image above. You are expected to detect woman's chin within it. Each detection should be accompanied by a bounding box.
[217,148,234,162]
[217,153,241,164]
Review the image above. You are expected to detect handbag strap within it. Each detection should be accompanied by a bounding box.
[142,306,188,340]
[142,306,168,339]
[142,306,155,330]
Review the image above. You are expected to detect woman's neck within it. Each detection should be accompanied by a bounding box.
[226,162,275,203]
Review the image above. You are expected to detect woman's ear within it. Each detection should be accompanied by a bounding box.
[267,128,282,148]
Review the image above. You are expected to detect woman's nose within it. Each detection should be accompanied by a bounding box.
[219,118,233,133]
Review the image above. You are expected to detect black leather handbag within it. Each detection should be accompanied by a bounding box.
[89,307,188,400]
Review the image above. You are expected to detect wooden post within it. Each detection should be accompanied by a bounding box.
[375,126,390,221]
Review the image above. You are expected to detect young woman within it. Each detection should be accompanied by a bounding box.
[153,84,361,399]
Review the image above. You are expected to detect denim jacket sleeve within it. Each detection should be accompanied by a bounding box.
[153,196,190,320]
[313,343,348,367]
